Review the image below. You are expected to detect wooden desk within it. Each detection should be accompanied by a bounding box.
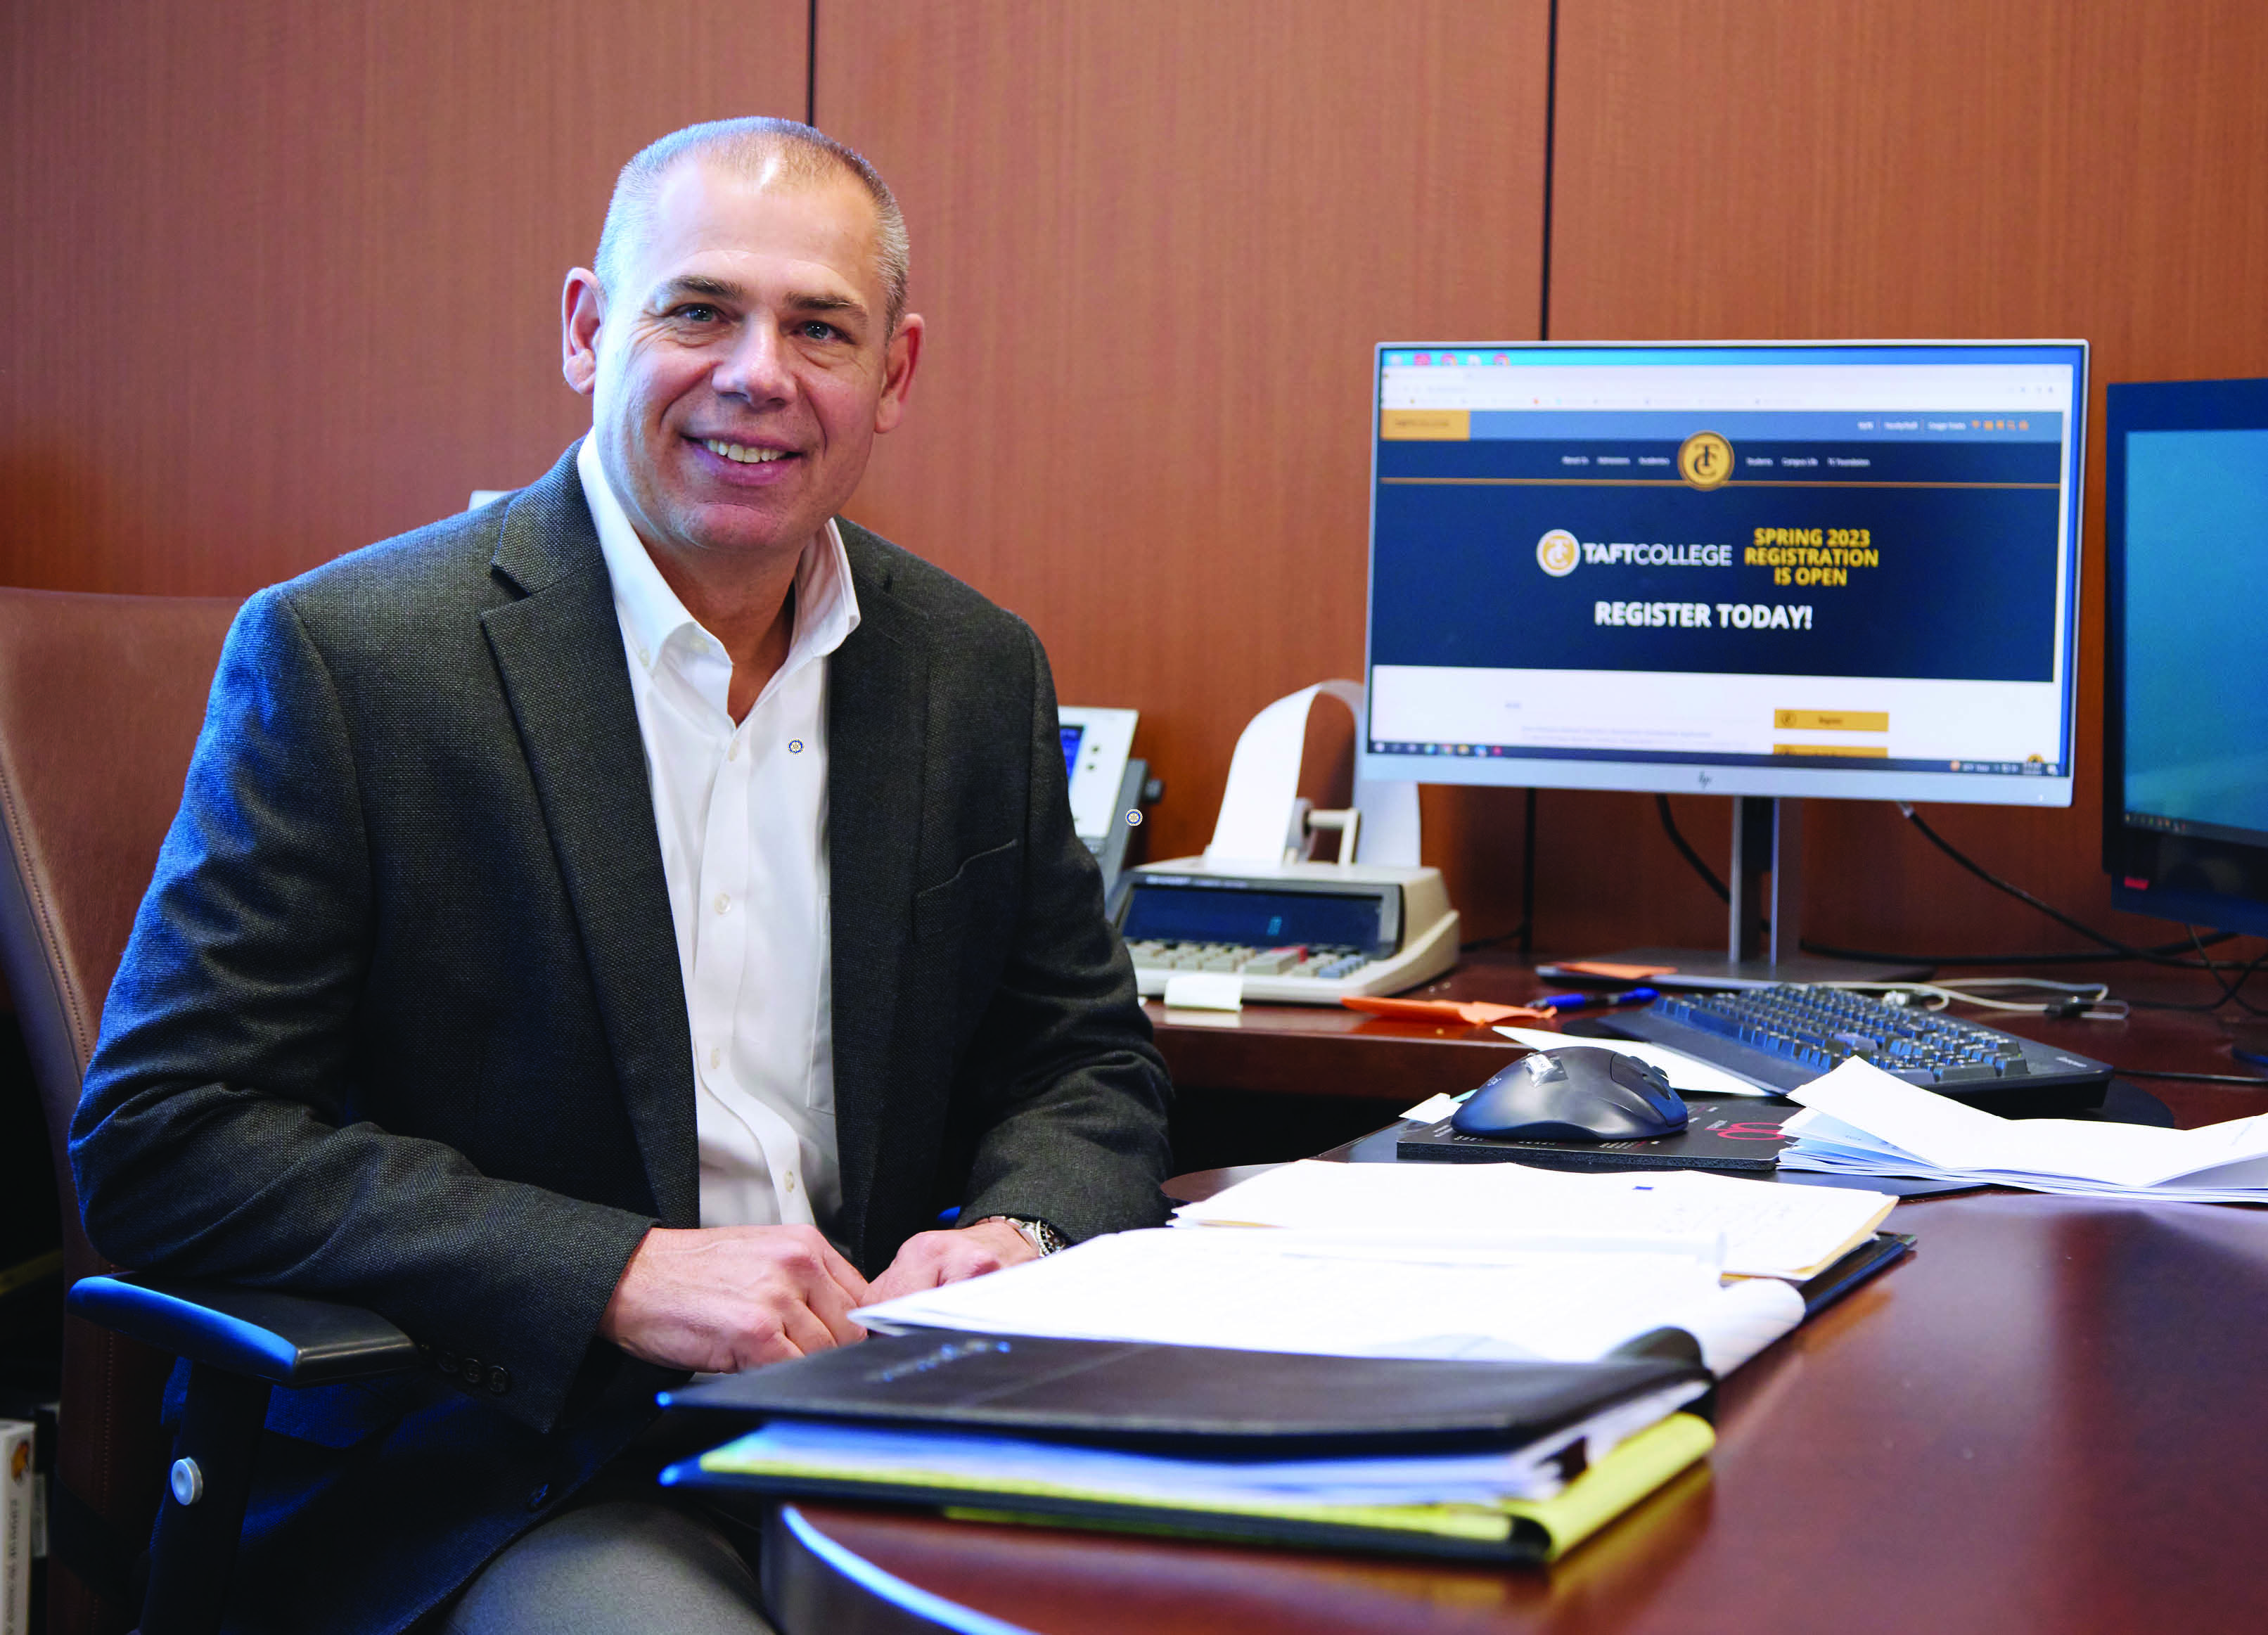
[1150,951,2263,1122]
[765,966,2268,1635]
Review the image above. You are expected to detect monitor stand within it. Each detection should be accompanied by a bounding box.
[1553,797,1930,990]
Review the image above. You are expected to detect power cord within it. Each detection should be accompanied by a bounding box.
[1814,804,2265,995]
[1892,803,2184,963]
[2177,924,2268,1015]
[1818,977,2128,1020]
[1651,797,2268,1015]
[1655,795,1729,903]
[1655,795,2241,968]
[1890,807,2268,1009]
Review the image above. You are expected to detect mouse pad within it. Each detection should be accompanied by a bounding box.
[1395,1095,1798,1173]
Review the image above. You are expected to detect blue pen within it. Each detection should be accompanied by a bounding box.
[1535,986,1660,1013]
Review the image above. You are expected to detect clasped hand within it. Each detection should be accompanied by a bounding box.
[598,1218,1038,1372]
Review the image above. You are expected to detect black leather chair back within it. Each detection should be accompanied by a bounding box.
[0,587,240,1634]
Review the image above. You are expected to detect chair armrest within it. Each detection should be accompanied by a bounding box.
[67,1273,421,1387]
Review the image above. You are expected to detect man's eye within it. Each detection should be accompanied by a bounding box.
[798,320,843,342]
[674,304,721,323]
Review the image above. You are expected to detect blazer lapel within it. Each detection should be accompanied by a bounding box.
[827,534,930,1258]
[478,447,700,1227]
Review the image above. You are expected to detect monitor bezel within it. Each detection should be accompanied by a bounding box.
[2101,375,2268,937]
[1357,338,2090,808]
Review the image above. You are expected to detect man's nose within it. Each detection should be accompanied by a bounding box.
[712,321,794,404]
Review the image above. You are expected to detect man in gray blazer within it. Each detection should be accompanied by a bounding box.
[70,117,1172,1634]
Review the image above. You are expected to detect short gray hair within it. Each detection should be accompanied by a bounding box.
[593,117,909,333]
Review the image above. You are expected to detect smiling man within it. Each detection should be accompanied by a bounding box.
[72,119,1172,1635]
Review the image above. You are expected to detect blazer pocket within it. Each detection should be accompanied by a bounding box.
[912,837,1023,944]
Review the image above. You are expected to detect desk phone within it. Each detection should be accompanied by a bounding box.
[1058,706,1146,895]
[1115,858,1460,1004]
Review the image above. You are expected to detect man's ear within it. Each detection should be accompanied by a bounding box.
[873,312,925,434]
[562,269,605,397]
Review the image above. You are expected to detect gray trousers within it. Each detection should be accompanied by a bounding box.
[437,1498,778,1635]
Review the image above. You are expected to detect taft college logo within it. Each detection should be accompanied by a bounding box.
[1536,528,1581,577]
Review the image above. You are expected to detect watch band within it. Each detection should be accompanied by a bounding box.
[984,1215,1068,1257]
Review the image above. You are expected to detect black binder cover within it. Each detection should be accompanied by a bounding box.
[660,1331,1710,1457]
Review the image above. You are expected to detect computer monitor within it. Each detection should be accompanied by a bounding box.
[2103,376,2268,940]
[1359,341,2089,807]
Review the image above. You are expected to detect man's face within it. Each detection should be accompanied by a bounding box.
[563,159,919,568]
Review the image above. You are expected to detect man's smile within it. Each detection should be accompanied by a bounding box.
[698,437,795,465]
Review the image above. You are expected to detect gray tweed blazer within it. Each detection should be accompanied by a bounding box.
[70,442,1172,1634]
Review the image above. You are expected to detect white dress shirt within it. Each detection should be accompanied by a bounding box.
[577,436,856,1231]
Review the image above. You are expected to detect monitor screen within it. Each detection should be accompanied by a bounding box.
[1358,342,2089,805]
[2104,376,2268,937]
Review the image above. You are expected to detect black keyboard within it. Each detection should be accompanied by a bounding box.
[1610,985,2114,1113]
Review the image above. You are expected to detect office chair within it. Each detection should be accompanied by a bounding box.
[0,588,416,1635]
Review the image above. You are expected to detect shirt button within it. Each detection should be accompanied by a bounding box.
[708,1046,722,1070]
[714,892,731,914]
[727,741,740,761]
[784,1172,798,1193]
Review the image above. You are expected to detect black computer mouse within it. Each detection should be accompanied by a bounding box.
[1451,1046,1689,1142]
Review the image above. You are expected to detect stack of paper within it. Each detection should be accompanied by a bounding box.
[1170,1159,1895,1281]
[1783,1056,2268,1202]
[859,1226,1807,1375]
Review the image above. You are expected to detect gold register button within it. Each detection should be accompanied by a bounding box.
[1380,409,1471,440]
[1775,710,1889,732]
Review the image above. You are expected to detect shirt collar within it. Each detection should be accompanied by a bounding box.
[577,434,860,682]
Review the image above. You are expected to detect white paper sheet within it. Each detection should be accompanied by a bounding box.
[857,1228,1807,1376]
[1399,1091,1464,1122]
[1492,1027,1775,1098]
[1783,1056,2268,1198]
[1204,681,1421,866]
[1162,972,1243,1012]
[1169,1159,1892,1280]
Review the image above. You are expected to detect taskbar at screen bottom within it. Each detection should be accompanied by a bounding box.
[1359,743,2073,805]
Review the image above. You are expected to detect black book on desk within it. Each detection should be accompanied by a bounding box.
[659,1330,1706,1455]
[1397,1094,1799,1173]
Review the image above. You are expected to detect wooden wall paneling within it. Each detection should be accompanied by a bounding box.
[1541,0,2268,959]
[815,1,1553,917]
[0,1,809,600]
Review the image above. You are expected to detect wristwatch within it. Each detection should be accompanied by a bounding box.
[980,1215,1068,1257]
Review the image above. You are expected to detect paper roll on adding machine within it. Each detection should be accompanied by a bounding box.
[1113,681,1461,1006]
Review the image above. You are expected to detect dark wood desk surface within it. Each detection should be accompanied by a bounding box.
[1148,950,2266,1120]
[770,962,2268,1635]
